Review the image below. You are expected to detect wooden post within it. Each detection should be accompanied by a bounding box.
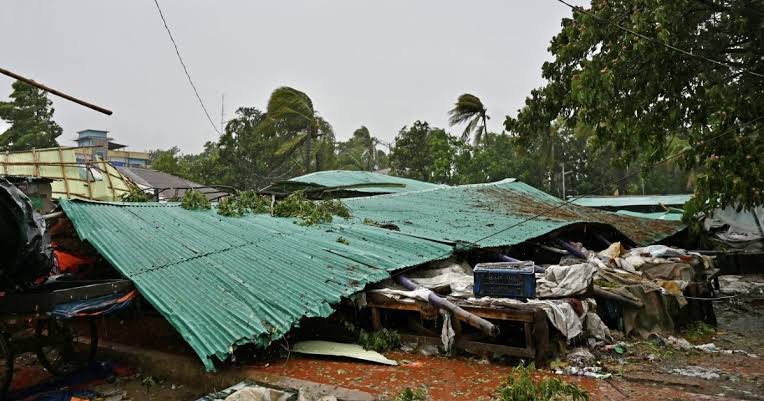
[85,162,94,200]
[57,147,70,198]
[370,308,382,331]
[101,161,117,200]
[532,309,550,366]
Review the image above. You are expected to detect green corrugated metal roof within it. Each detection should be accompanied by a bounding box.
[344,179,684,247]
[287,170,446,194]
[59,179,684,371]
[571,194,692,208]
[59,200,451,371]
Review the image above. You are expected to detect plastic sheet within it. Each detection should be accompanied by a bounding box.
[0,178,53,290]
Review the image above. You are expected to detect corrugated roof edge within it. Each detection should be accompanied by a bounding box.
[58,199,452,370]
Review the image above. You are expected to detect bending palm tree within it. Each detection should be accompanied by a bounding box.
[448,93,489,145]
[262,87,321,173]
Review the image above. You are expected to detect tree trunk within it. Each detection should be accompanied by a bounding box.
[481,113,488,144]
[304,129,313,173]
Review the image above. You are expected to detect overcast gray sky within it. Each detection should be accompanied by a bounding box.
[1,0,586,154]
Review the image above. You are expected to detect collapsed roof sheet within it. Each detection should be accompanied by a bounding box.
[286,170,446,194]
[59,200,450,371]
[571,194,692,208]
[116,167,228,200]
[343,179,684,246]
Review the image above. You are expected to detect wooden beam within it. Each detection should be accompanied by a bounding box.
[0,67,112,115]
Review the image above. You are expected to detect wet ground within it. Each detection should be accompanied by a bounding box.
[6,277,763,400]
[246,291,764,401]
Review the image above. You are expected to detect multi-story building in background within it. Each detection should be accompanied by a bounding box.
[73,129,150,168]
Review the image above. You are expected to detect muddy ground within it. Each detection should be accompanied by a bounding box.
[249,290,764,401]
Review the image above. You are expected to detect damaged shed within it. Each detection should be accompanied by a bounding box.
[56,177,686,371]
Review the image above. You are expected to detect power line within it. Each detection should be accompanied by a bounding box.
[553,0,764,79]
[438,114,764,254]
[151,0,221,135]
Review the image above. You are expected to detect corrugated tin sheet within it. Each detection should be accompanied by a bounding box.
[287,170,446,194]
[344,179,685,247]
[571,194,692,208]
[615,210,684,221]
[116,167,228,200]
[59,200,451,371]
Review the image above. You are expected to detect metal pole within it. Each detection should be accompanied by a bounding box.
[0,67,112,115]
[396,275,499,337]
[561,162,566,200]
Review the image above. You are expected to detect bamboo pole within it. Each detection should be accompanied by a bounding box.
[0,67,112,115]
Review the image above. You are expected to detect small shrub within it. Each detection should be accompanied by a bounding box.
[181,190,210,210]
[494,363,588,401]
[358,328,401,353]
[682,321,716,343]
[392,387,428,401]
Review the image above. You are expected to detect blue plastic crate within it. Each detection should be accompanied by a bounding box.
[473,261,536,299]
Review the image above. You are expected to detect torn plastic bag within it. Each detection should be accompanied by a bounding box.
[0,178,53,291]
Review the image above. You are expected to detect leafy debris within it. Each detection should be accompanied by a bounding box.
[121,185,152,202]
[216,191,271,217]
[180,190,211,210]
[358,328,401,353]
[273,191,351,225]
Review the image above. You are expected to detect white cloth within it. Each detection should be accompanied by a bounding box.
[536,263,596,298]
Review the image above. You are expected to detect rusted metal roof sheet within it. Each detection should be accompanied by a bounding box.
[343,179,684,247]
[59,200,451,371]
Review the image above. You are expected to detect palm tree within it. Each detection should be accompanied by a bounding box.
[448,93,489,145]
[353,126,380,171]
[260,87,323,173]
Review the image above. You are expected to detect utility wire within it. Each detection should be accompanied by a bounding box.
[152,0,221,135]
[553,0,764,79]
[447,114,764,252]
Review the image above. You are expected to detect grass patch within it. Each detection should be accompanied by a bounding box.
[682,321,716,343]
[392,387,428,401]
[494,363,588,401]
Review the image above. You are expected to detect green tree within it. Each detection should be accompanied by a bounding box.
[336,126,387,171]
[0,81,63,151]
[149,146,188,177]
[505,0,764,214]
[217,107,295,189]
[448,94,489,145]
[389,121,462,184]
